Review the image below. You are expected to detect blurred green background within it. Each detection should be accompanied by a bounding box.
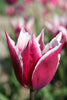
[0,0,67,100]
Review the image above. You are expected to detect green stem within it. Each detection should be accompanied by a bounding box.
[30,89,35,100]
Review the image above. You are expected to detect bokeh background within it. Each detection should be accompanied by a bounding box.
[0,0,67,100]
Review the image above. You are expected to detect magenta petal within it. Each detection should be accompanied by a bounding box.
[32,41,64,90]
[21,34,42,87]
[36,28,45,51]
[5,32,23,86]
[16,28,31,52]
[30,34,42,63]
[21,42,30,87]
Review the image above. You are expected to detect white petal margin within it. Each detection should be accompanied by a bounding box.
[16,27,31,52]
[42,32,62,55]
[6,33,23,68]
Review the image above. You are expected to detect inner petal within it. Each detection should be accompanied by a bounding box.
[42,33,62,55]
[16,27,31,52]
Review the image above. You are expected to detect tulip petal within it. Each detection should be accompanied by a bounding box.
[16,27,31,52]
[5,32,23,86]
[36,28,45,51]
[32,34,64,90]
[21,34,42,87]
[42,33,63,55]
[21,42,30,87]
[30,34,42,63]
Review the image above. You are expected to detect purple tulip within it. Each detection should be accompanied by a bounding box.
[5,0,18,4]
[5,27,64,90]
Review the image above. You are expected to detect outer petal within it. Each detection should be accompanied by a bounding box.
[32,34,64,90]
[16,27,31,52]
[21,34,42,87]
[5,32,23,86]
[36,28,45,51]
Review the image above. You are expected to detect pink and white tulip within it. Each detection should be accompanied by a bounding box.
[39,0,49,5]
[45,14,61,36]
[5,6,16,16]
[45,14,67,46]
[58,0,67,11]
[10,17,34,39]
[5,27,64,90]
[60,15,67,29]
[40,0,58,7]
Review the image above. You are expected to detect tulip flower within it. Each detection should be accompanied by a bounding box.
[15,5,24,15]
[39,0,58,7]
[5,0,18,4]
[45,14,61,36]
[10,17,25,39]
[45,14,67,33]
[5,27,65,91]
[45,14,67,47]
[24,0,34,4]
[45,14,67,36]
[5,6,16,16]
[42,10,49,17]
[39,0,49,5]
[10,17,34,39]
[60,15,67,29]
[58,0,67,11]
[51,0,58,6]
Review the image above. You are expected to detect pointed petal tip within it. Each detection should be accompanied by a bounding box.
[40,28,45,37]
[5,31,10,42]
[42,27,45,31]
[56,32,62,42]
[5,31,8,37]
[31,34,35,40]
[5,31,23,86]
[57,32,65,44]
[41,27,45,34]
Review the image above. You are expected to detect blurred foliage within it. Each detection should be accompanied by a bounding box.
[0,94,9,100]
[0,0,7,15]
[35,84,54,100]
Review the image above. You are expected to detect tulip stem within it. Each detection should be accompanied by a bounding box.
[30,89,35,100]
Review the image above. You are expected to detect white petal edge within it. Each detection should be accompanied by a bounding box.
[42,32,62,55]
[16,27,31,49]
[7,34,23,71]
